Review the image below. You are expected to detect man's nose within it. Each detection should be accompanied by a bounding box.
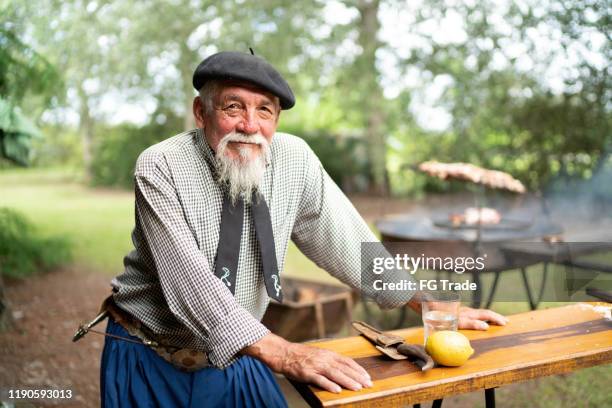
[236,109,259,135]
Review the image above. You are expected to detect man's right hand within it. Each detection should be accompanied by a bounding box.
[242,333,372,393]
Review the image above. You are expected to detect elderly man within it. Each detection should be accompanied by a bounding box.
[100,51,507,407]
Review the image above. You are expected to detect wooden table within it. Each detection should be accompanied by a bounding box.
[290,303,612,407]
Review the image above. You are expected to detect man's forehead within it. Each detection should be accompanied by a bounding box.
[216,81,278,105]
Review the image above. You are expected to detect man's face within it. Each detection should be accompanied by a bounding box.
[195,82,279,161]
[193,82,280,203]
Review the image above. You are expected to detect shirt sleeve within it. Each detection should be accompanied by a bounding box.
[134,149,269,368]
[291,145,414,309]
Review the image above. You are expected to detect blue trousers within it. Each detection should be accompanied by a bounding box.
[100,318,288,408]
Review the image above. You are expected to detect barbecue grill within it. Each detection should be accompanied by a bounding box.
[376,211,563,308]
[375,163,564,317]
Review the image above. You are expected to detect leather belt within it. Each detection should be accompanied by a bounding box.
[74,295,211,372]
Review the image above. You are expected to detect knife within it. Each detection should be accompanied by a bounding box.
[352,321,434,371]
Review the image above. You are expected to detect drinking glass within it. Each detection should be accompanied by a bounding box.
[421,291,461,346]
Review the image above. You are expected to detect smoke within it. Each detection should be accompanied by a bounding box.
[543,151,612,236]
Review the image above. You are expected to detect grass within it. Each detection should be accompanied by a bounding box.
[0,167,133,274]
[1,167,610,406]
[495,364,612,408]
[0,167,330,279]
[0,207,72,278]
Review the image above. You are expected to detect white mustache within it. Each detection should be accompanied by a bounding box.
[221,132,267,146]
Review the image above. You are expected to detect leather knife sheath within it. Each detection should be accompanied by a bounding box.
[352,321,434,371]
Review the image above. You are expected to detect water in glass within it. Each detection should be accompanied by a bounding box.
[423,310,458,345]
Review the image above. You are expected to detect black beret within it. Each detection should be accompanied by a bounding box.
[193,51,295,110]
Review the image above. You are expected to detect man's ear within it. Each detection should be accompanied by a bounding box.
[193,96,206,129]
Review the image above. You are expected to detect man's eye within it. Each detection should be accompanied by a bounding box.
[258,107,274,118]
[222,104,243,115]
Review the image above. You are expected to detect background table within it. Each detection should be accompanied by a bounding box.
[290,303,612,407]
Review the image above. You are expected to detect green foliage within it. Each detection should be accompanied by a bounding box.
[0,2,62,167]
[387,0,611,195]
[277,91,377,192]
[0,207,71,279]
[9,0,611,196]
[89,124,152,189]
[301,131,369,192]
[307,133,369,191]
[0,5,62,105]
[30,125,83,168]
[90,111,183,188]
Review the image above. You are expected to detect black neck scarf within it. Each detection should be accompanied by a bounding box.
[214,191,283,303]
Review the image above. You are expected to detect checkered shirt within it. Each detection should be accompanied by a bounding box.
[111,128,411,368]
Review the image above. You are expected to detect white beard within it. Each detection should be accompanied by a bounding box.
[215,131,271,205]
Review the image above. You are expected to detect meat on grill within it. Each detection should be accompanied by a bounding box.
[417,161,526,193]
[450,207,502,226]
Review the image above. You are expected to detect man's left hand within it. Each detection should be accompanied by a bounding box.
[458,306,508,330]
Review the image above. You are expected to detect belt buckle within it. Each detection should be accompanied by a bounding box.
[167,348,210,372]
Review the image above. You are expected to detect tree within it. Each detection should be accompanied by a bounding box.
[354,0,389,194]
[22,0,123,178]
[25,0,328,178]
[0,2,62,166]
[393,0,611,190]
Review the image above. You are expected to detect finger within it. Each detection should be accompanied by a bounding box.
[471,309,508,326]
[340,356,370,378]
[308,373,342,394]
[336,358,372,388]
[459,317,489,330]
[323,367,363,391]
[338,357,372,385]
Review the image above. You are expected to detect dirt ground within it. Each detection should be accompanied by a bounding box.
[0,267,110,407]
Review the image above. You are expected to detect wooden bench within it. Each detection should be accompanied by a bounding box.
[290,303,612,407]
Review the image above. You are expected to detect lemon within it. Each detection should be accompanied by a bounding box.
[425,331,474,367]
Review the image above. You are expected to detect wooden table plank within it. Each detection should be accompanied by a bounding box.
[290,303,612,407]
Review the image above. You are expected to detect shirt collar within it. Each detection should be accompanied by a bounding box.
[194,127,217,167]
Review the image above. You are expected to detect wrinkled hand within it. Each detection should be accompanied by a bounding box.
[458,306,508,330]
[280,342,372,393]
[243,334,372,393]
